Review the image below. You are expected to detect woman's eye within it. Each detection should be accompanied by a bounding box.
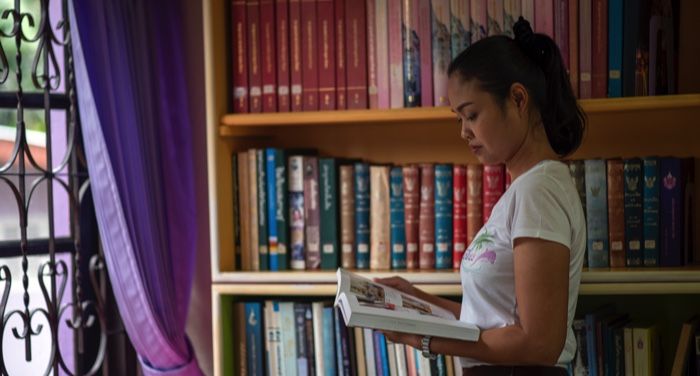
[456,117,462,125]
[467,113,477,121]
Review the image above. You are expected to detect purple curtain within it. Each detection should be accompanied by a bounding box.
[69,0,202,374]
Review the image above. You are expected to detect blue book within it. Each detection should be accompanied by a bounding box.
[278,302,297,376]
[245,302,265,376]
[390,167,407,269]
[623,159,643,266]
[270,149,289,270]
[434,164,453,269]
[355,163,371,269]
[293,303,309,375]
[257,149,269,270]
[403,9,421,107]
[437,354,447,376]
[642,157,660,266]
[660,157,682,266]
[322,306,337,376]
[289,156,306,270]
[584,160,609,268]
[584,306,614,376]
[608,0,623,97]
[266,149,279,271]
[373,331,389,376]
[333,307,353,376]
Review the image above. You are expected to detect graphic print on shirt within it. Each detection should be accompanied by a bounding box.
[462,228,497,271]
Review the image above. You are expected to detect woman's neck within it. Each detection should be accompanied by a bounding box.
[505,125,559,181]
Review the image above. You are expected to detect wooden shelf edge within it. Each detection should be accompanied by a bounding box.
[219,94,700,133]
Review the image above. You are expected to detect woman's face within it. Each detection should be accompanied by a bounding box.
[447,75,528,165]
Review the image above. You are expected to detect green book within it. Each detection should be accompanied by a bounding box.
[256,149,268,270]
[319,158,339,269]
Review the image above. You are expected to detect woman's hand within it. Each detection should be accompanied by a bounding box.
[373,276,417,296]
[380,330,422,349]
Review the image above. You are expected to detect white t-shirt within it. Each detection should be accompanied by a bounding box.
[459,160,586,368]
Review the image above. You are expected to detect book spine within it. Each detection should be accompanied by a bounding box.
[607,0,622,97]
[261,0,278,112]
[367,0,379,109]
[238,152,251,270]
[257,149,269,270]
[289,156,306,270]
[322,306,337,375]
[452,165,467,269]
[634,0,651,96]
[403,0,421,107]
[554,0,569,70]
[274,149,289,270]
[388,0,404,108]
[290,0,303,111]
[584,159,609,268]
[623,159,643,266]
[569,0,579,97]
[591,0,607,98]
[233,0,249,113]
[301,0,319,110]
[579,0,592,99]
[482,164,505,223]
[318,0,336,110]
[346,0,368,109]
[432,0,451,106]
[232,153,241,270]
[466,164,483,246]
[376,0,390,109]
[503,0,521,39]
[435,164,453,270]
[371,166,391,270]
[320,158,339,269]
[235,302,247,374]
[621,0,639,97]
[355,163,371,269]
[607,159,625,268]
[335,0,347,109]
[660,157,682,266]
[642,157,660,267]
[419,163,435,269]
[340,165,356,268]
[304,305,316,376]
[249,150,260,270]
[294,303,309,375]
[247,0,262,112]
[418,0,433,106]
[486,0,504,36]
[403,165,420,269]
[278,303,297,375]
[245,302,265,376]
[334,307,353,375]
[390,167,407,269]
[272,302,284,376]
[266,149,279,271]
[534,0,554,37]
[312,303,325,375]
[304,156,321,269]
[276,0,291,112]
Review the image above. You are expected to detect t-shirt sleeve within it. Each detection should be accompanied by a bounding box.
[510,178,572,250]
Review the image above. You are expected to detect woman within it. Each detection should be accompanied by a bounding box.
[377,17,587,375]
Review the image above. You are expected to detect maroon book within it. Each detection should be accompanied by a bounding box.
[482,164,505,223]
[345,0,367,109]
[276,0,291,112]
[317,0,337,110]
[232,0,249,113]
[403,165,420,269]
[554,0,569,71]
[419,164,435,270]
[591,0,607,98]
[261,0,278,112]
[290,0,303,111]
[301,0,319,111]
[418,0,433,107]
[607,159,625,267]
[334,0,347,109]
[246,0,262,112]
[453,165,467,269]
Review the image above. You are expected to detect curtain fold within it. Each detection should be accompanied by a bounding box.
[69,0,202,374]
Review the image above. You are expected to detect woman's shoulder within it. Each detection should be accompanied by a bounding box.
[512,160,572,195]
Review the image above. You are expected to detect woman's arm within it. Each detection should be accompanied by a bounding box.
[385,237,570,365]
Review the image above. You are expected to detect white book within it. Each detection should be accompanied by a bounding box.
[312,302,325,376]
[364,328,378,376]
[334,268,480,341]
[279,302,298,376]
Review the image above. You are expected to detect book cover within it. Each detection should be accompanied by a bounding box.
[290,0,303,111]
[642,157,660,266]
[453,165,467,269]
[312,302,326,375]
[261,0,278,112]
[585,159,609,268]
[389,0,404,108]
[320,158,340,269]
[318,0,337,110]
[466,164,483,246]
[370,166,391,270]
[335,0,347,109]
[257,149,269,270]
[419,163,436,269]
[487,0,504,36]
[403,0,421,107]
[294,303,310,375]
[304,156,322,269]
[334,306,354,375]
[608,0,623,97]
[289,156,306,270]
[355,163,371,269]
[322,306,338,375]
[232,0,249,113]
[403,165,421,269]
[266,149,279,270]
[245,302,265,376]
[435,164,453,269]
[482,164,505,223]
[278,302,297,375]
[376,0,390,109]
[623,158,643,266]
[418,0,433,106]
[276,0,291,112]
[301,0,319,110]
[247,0,263,112]
[607,159,625,268]
[432,0,451,106]
[340,165,356,268]
[390,167,407,269]
[304,304,316,376]
[346,0,368,108]
[591,0,608,98]
[450,0,471,56]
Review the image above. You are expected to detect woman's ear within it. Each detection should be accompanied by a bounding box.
[510,83,529,115]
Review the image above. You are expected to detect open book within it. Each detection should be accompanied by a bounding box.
[333,268,480,342]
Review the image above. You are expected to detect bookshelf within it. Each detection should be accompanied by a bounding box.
[204,0,700,375]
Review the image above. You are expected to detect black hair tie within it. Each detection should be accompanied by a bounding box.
[513,16,546,66]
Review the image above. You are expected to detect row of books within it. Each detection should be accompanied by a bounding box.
[231,0,679,114]
[233,300,465,376]
[231,148,696,271]
[571,308,700,376]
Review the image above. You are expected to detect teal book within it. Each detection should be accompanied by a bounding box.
[320,158,340,269]
[355,163,371,269]
[390,167,407,269]
[273,149,289,270]
[584,159,609,268]
[623,159,643,266]
[434,164,453,269]
[257,149,269,270]
[608,0,623,97]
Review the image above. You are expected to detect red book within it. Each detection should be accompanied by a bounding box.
[317,0,336,110]
[261,0,278,112]
[535,0,554,38]
[290,0,303,111]
[403,165,420,269]
[607,159,625,267]
[482,164,505,223]
[466,164,483,246]
[453,165,467,269]
[232,0,249,113]
[569,0,579,97]
[334,0,347,109]
[367,0,379,109]
[301,0,319,111]
[375,0,390,109]
[579,0,592,99]
[418,0,433,107]
[554,0,569,70]
[345,0,368,109]
[276,0,291,112]
[388,0,404,108]
[591,0,607,98]
[419,164,435,269]
[246,0,262,112]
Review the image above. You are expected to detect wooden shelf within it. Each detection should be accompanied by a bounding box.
[219,94,700,135]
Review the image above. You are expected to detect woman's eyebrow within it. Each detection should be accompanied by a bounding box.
[453,101,473,113]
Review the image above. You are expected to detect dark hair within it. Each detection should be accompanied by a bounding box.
[447,17,586,157]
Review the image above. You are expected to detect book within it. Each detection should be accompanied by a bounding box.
[403,165,420,269]
[452,165,467,269]
[304,156,322,269]
[318,0,337,110]
[301,0,319,110]
[591,0,607,98]
[290,0,303,111]
[276,0,291,111]
[232,0,249,113]
[335,0,347,109]
[346,0,368,109]
[607,159,625,267]
[376,0,390,109]
[403,0,421,107]
[451,0,471,56]
[370,166,391,270]
[642,157,660,266]
[389,0,405,108]
[585,159,609,268]
[356,162,371,269]
[487,0,504,36]
[340,164,356,268]
[418,0,433,107]
[247,0,263,112]
[334,268,480,341]
[261,0,278,112]
[434,164,453,269]
[623,158,643,266]
[367,0,379,109]
[432,0,451,106]
[419,163,436,269]
[257,149,269,271]
[390,167,407,269]
[320,158,340,269]
[289,155,306,270]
